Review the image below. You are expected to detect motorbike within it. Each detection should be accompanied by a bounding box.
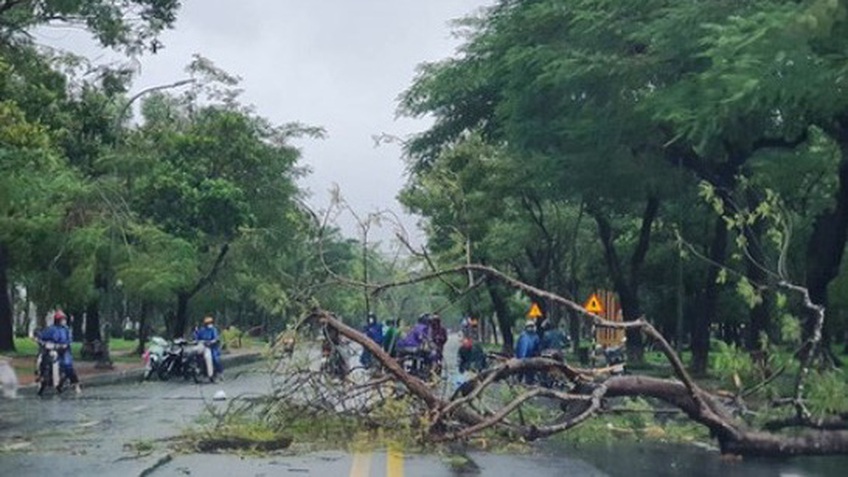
[397,346,433,381]
[602,344,626,375]
[142,337,169,381]
[192,339,219,383]
[539,348,570,389]
[157,338,196,381]
[320,342,348,379]
[35,340,70,396]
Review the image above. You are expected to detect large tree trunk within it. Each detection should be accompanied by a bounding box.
[69,307,84,342]
[486,277,514,353]
[806,157,848,310]
[173,292,190,339]
[0,244,15,352]
[692,216,727,374]
[135,301,151,355]
[169,243,230,339]
[84,301,101,343]
[744,218,772,351]
[592,195,660,363]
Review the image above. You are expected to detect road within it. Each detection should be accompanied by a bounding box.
[0,335,608,477]
[4,335,841,476]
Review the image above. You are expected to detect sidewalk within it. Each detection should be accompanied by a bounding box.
[10,348,264,390]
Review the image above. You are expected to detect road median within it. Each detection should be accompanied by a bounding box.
[16,350,265,396]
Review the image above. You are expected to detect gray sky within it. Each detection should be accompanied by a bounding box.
[36,0,492,247]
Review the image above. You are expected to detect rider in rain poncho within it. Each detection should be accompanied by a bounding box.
[360,312,383,368]
[194,316,222,375]
[39,310,81,393]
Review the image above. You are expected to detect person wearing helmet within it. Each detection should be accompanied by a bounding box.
[397,314,431,351]
[360,312,383,368]
[515,320,540,384]
[429,313,448,374]
[39,310,81,393]
[458,336,487,373]
[382,318,400,357]
[194,316,222,376]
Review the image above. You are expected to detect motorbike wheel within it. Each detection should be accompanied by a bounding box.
[183,360,199,384]
[157,360,172,381]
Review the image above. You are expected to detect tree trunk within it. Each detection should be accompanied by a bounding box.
[744,218,772,351]
[69,307,84,342]
[173,292,190,339]
[692,216,727,374]
[592,195,660,363]
[805,157,848,311]
[0,244,15,352]
[84,301,101,343]
[135,301,151,355]
[486,277,514,353]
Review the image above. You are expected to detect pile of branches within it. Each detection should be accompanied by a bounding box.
[300,264,848,457]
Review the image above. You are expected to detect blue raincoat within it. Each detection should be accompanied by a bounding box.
[194,325,222,373]
[39,325,75,371]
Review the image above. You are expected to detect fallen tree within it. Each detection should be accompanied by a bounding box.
[303,263,848,457]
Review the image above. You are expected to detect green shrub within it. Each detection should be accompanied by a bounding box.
[222,326,243,350]
[710,341,755,391]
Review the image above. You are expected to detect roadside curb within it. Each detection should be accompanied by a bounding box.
[16,351,264,397]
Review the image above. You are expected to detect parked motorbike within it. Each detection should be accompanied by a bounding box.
[35,340,69,396]
[157,338,195,381]
[142,337,169,381]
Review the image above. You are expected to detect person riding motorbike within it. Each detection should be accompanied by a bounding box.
[38,310,81,393]
[396,314,433,377]
[360,312,384,368]
[540,320,568,361]
[193,316,222,377]
[429,313,448,374]
[397,314,431,351]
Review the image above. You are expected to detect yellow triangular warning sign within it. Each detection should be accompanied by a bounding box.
[527,302,543,318]
[584,293,604,314]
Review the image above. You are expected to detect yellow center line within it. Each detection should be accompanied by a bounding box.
[349,452,372,477]
[387,448,404,477]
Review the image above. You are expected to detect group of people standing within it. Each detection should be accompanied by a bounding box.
[355,311,569,382]
[359,312,448,371]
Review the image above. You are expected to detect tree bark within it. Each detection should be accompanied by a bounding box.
[486,276,514,352]
[805,156,848,310]
[136,301,151,355]
[170,243,230,339]
[69,307,84,342]
[173,292,190,339]
[0,244,15,352]
[692,216,727,374]
[744,216,772,351]
[592,195,660,363]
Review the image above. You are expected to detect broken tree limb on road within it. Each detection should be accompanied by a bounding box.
[306,262,848,456]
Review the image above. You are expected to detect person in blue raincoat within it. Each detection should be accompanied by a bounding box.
[39,310,81,393]
[360,312,383,368]
[194,316,222,375]
[514,320,540,384]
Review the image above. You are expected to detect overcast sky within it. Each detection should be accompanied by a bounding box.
[35,0,492,247]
